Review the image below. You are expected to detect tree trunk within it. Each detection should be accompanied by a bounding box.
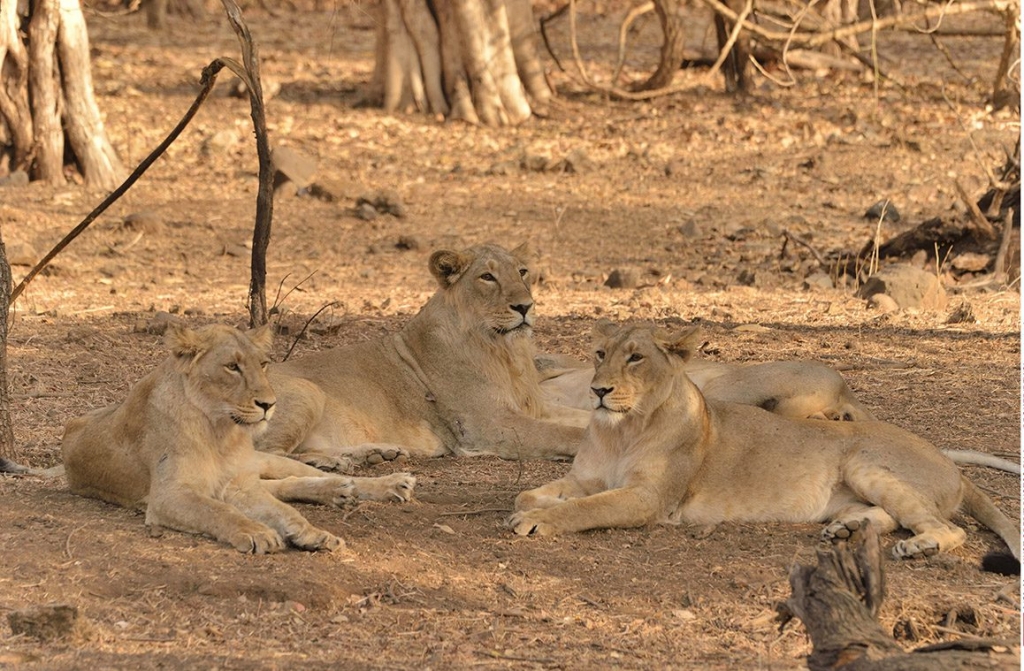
[0,229,15,464]
[374,0,551,126]
[0,0,124,189]
[637,0,689,91]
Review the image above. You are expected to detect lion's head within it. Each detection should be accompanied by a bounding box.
[589,321,702,423]
[428,242,535,338]
[167,323,277,432]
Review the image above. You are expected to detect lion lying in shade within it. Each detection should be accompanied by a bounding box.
[62,323,415,554]
[511,321,1020,564]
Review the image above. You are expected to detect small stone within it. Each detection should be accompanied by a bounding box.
[0,170,29,188]
[395,235,421,251]
[521,154,549,172]
[6,241,38,266]
[604,268,640,289]
[867,293,900,313]
[950,252,991,273]
[803,272,834,291]
[677,220,702,238]
[486,160,518,176]
[202,129,239,155]
[272,146,318,190]
[355,202,378,221]
[122,211,163,233]
[857,264,947,311]
[223,243,250,258]
[864,199,900,223]
[560,148,595,173]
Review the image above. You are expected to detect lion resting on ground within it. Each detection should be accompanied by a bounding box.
[62,323,415,554]
[511,321,1020,563]
[538,353,875,422]
[258,243,589,469]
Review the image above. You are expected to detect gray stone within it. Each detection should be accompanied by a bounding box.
[604,268,641,289]
[864,199,900,223]
[803,272,834,291]
[122,211,163,233]
[857,264,948,311]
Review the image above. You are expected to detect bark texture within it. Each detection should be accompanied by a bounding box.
[374,0,551,126]
[0,229,14,462]
[784,527,1020,671]
[0,0,124,189]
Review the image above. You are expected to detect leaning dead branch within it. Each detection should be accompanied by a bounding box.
[10,0,273,328]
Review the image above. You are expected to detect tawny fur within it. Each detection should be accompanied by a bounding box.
[511,321,1020,564]
[62,323,415,554]
[257,243,589,470]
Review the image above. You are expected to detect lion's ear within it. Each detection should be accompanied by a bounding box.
[165,321,203,361]
[247,323,275,354]
[510,241,533,266]
[429,249,472,287]
[591,318,619,340]
[658,326,702,362]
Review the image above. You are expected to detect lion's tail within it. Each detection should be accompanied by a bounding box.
[960,475,1020,564]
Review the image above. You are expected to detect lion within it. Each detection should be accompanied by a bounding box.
[537,341,1020,474]
[257,243,590,470]
[538,354,875,421]
[510,321,1020,564]
[62,323,416,554]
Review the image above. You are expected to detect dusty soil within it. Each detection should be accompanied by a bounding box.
[1,2,1020,669]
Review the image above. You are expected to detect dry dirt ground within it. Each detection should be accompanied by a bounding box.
[1,2,1021,669]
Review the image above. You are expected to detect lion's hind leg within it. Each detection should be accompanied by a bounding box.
[841,461,966,559]
[822,502,898,542]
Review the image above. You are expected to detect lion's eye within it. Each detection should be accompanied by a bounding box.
[628,353,644,363]
[595,350,605,361]
[519,268,528,277]
[226,362,242,373]
[480,273,497,282]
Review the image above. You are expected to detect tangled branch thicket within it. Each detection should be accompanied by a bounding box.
[557,0,1019,101]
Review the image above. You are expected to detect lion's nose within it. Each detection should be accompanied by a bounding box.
[510,302,532,317]
[591,386,613,399]
[255,400,275,414]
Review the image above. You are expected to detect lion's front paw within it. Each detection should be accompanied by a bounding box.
[892,537,939,560]
[230,525,286,554]
[354,472,417,502]
[508,510,558,537]
[289,526,345,552]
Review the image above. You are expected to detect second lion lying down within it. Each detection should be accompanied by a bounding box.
[511,321,1020,563]
[62,323,415,553]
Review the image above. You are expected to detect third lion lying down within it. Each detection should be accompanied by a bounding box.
[511,320,1020,563]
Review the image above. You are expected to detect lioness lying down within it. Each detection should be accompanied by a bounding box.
[539,355,875,422]
[258,243,589,469]
[62,323,415,554]
[511,321,1020,563]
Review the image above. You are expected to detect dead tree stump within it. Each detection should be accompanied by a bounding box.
[782,527,1019,670]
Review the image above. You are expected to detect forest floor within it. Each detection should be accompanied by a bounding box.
[1,2,1020,669]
